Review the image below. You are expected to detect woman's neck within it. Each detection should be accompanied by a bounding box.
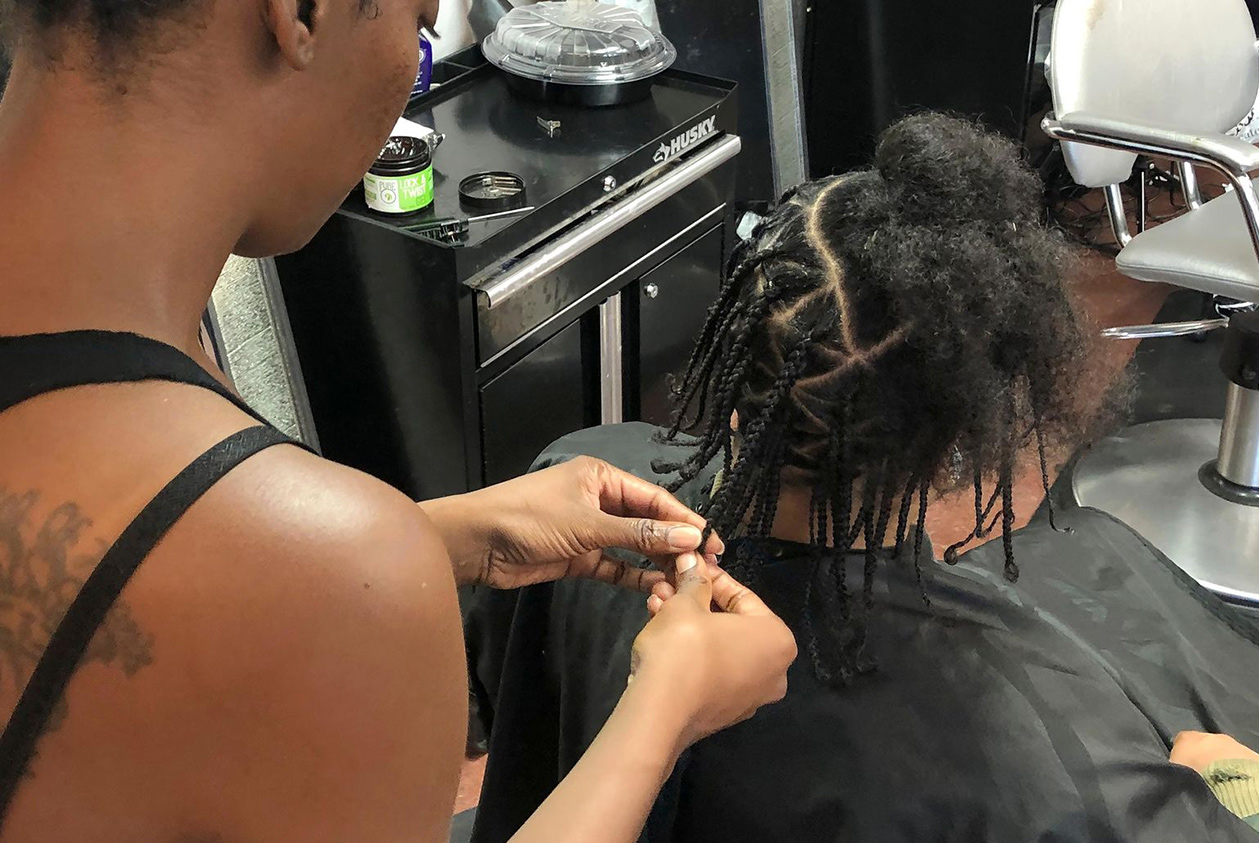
[0,53,253,356]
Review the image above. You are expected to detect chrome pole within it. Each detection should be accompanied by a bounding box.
[1218,382,1259,489]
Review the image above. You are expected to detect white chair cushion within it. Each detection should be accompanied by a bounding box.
[1116,183,1259,302]
[1050,0,1258,188]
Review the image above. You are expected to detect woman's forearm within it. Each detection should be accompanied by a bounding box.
[418,494,490,586]
[509,676,686,843]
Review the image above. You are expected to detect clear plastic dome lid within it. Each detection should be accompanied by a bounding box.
[482,1,676,86]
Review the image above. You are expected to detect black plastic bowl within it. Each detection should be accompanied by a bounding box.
[501,72,654,107]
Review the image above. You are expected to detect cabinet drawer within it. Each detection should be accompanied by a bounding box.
[633,226,724,426]
[479,318,591,485]
[471,139,739,366]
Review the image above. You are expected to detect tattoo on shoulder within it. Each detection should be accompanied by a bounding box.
[0,486,154,731]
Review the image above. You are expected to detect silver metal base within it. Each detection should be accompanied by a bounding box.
[1073,419,1259,605]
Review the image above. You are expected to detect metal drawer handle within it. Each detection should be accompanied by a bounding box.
[471,134,742,310]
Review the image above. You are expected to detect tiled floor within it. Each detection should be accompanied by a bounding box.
[454,755,488,815]
[452,252,1180,827]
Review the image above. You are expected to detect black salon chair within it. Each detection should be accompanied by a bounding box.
[1041,0,1259,603]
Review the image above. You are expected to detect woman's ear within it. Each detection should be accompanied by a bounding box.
[264,0,323,71]
[730,411,740,432]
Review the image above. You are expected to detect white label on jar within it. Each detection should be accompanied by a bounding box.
[363,169,434,215]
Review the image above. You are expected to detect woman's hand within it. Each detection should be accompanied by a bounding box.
[629,553,797,750]
[507,555,794,843]
[421,457,723,590]
[1170,732,1259,773]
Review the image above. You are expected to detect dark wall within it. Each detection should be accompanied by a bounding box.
[656,0,777,205]
[804,0,1041,176]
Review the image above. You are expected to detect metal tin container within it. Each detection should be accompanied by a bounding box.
[363,136,434,215]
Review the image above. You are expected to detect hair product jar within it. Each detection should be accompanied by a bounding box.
[364,136,434,215]
[412,34,433,97]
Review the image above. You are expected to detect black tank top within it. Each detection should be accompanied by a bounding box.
[0,330,306,823]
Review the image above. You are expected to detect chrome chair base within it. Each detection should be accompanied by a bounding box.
[1072,419,1259,605]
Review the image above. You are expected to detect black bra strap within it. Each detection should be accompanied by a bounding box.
[0,330,270,426]
[0,425,293,812]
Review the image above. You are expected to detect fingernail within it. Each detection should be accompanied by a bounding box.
[675,551,699,574]
[667,525,703,551]
[647,595,663,612]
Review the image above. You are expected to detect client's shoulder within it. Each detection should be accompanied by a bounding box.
[533,422,675,471]
[533,422,713,503]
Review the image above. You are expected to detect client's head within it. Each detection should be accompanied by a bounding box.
[658,113,1102,681]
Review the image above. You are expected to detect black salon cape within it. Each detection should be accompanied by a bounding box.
[464,423,1259,842]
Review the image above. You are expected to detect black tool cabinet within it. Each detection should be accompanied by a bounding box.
[275,55,738,501]
[479,225,722,485]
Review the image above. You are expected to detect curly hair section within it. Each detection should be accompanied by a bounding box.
[656,113,1107,683]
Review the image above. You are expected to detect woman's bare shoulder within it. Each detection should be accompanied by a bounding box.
[0,393,468,838]
[118,445,469,838]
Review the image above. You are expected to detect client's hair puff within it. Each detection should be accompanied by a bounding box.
[656,112,1108,683]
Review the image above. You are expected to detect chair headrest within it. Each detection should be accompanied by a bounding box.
[1049,0,1259,187]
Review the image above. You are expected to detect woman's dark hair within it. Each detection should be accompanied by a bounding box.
[656,112,1105,684]
[1,0,377,56]
[2,0,203,48]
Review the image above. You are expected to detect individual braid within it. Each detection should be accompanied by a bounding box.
[749,427,788,537]
[705,343,810,539]
[999,393,1020,583]
[654,354,745,490]
[803,491,832,684]
[654,290,774,488]
[913,478,930,566]
[1033,401,1072,534]
[860,480,879,608]
[667,280,754,435]
[1000,473,1018,582]
[873,471,897,548]
[892,472,918,560]
[942,473,1002,565]
[908,476,932,608]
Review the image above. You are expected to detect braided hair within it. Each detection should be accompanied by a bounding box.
[655,113,1102,683]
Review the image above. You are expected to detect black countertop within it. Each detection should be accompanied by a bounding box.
[336,55,737,282]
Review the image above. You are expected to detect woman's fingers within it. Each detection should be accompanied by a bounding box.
[586,554,666,593]
[631,560,796,749]
[588,461,726,556]
[673,553,713,610]
[595,461,703,525]
[708,566,773,616]
[1170,731,1259,772]
[646,579,677,616]
[647,564,768,616]
[593,512,707,559]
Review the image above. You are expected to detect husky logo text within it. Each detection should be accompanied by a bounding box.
[653,116,718,164]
